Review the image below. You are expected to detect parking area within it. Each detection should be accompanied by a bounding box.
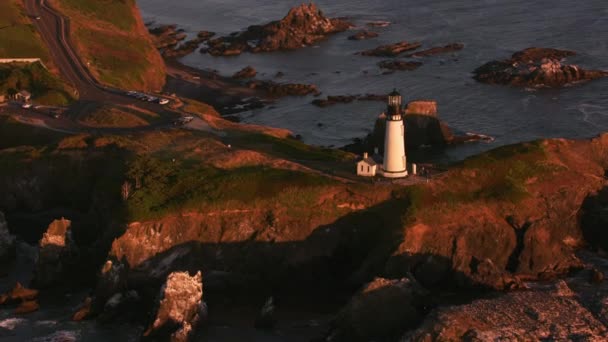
[125,91,170,105]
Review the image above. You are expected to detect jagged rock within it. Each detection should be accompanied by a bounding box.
[255,296,276,330]
[328,277,429,342]
[72,297,93,321]
[149,25,215,58]
[232,66,257,79]
[312,94,387,107]
[348,31,379,41]
[205,3,351,56]
[405,100,438,116]
[591,268,605,284]
[358,41,422,57]
[248,80,320,97]
[403,43,464,58]
[473,47,608,87]
[366,21,391,28]
[143,271,204,342]
[377,60,422,71]
[404,280,608,341]
[0,282,38,305]
[15,300,39,314]
[33,218,76,288]
[0,212,15,262]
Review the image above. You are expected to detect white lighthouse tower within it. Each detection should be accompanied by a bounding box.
[381,89,408,178]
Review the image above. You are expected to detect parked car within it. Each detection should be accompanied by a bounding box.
[158,98,170,105]
[22,103,32,109]
[147,96,158,102]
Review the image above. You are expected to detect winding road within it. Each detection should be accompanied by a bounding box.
[17,0,194,132]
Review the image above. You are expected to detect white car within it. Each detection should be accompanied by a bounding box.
[22,103,32,109]
[158,98,170,105]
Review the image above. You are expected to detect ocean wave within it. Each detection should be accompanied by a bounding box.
[0,318,26,330]
[32,330,80,342]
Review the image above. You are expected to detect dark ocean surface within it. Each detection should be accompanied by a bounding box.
[139,0,608,162]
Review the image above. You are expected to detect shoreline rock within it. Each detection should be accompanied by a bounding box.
[0,212,15,262]
[143,271,205,342]
[473,47,608,87]
[33,218,76,288]
[248,80,320,97]
[232,66,257,79]
[358,41,422,57]
[377,60,422,71]
[149,25,215,59]
[348,31,379,41]
[204,3,352,56]
[312,94,387,107]
[403,43,464,58]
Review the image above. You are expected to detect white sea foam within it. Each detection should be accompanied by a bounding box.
[32,330,80,342]
[0,317,26,330]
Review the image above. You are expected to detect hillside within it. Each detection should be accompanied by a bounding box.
[1,113,607,340]
[0,1,51,63]
[48,0,166,91]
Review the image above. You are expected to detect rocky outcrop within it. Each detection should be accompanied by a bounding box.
[473,47,608,87]
[150,25,215,59]
[311,94,387,107]
[0,212,15,262]
[344,100,492,154]
[0,283,39,314]
[143,271,204,342]
[348,31,379,41]
[358,41,422,57]
[403,43,464,58]
[232,66,257,79]
[328,277,429,341]
[404,280,608,341]
[33,218,76,288]
[378,60,422,71]
[248,80,320,97]
[204,3,351,56]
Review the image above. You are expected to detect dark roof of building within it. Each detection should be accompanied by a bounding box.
[389,88,400,97]
[358,157,377,166]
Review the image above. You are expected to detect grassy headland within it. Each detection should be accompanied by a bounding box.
[49,0,166,91]
[0,1,50,62]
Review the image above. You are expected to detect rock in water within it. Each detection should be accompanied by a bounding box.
[33,218,76,288]
[255,296,276,330]
[206,3,351,56]
[328,277,428,341]
[143,271,204,342]
[232,66,257,79]
[377,60,422,71]
[348,31,379,41]
[358,41,422,57]
[473,47,608,87]
[0,212,15,262]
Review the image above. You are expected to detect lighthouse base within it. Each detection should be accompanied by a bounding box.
[380,169,408,178]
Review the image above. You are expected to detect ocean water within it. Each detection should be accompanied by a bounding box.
[138,0,608,162]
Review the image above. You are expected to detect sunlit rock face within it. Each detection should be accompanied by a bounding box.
[205,3,352,56]
[143,271,205,342]
[33,218,76,288]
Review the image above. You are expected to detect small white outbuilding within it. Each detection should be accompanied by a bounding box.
[357,152,378,177]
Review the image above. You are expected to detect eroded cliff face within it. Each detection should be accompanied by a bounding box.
[102,186,392,298]
[386,135,608,290]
